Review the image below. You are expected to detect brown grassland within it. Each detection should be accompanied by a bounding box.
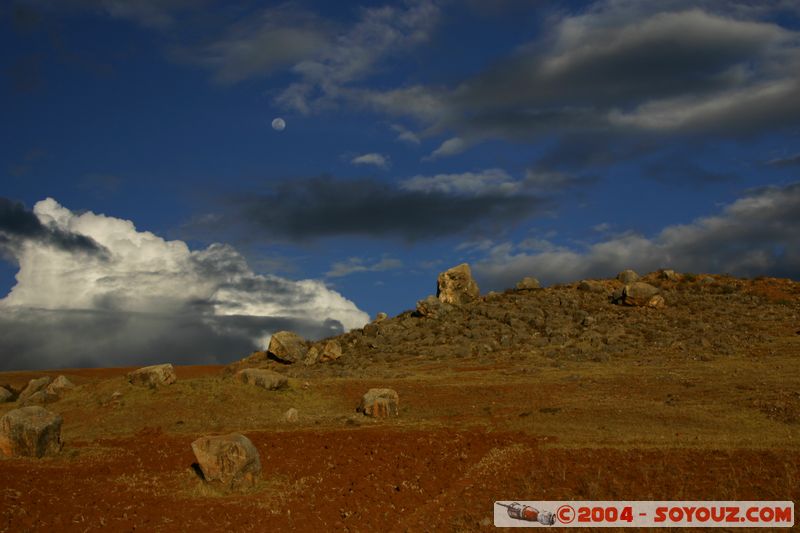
[0,274,798,531]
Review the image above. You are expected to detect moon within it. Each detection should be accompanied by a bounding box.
[271,117,286,131]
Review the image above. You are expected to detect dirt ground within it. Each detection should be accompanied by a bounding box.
[1,274,799,531]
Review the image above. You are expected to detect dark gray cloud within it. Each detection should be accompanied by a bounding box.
[0,306,342,371]
[0,197,107,258]
[473,181,800,289]
[218,175,548,242]
[440,6,799,144]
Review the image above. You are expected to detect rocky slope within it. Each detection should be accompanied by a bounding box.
[231,265,800,378]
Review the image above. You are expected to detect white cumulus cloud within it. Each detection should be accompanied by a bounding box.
[0,198,368,370]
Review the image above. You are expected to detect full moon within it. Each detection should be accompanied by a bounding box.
[271,117,286,131]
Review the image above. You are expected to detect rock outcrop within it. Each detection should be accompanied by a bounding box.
[437,264,480,305]
[191,433,261,490]
[127,364,177,388]
[0,406,63,458]
[357,388,399,418]
[416,295,452,319]
[267,331,308,363]
[235,369,288,391]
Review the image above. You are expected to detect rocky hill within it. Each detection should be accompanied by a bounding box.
[230,264,800,378]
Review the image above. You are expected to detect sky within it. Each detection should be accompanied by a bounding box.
[2,0,800,370]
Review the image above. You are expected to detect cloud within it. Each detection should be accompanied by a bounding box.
[273,0,441,113]
[350,2,800,161]
[326,257,403,278]
[390,123,421,144]
[766,153,800,167]
[219,174,547,243]
[0,197,108,259]
[400,168,522,196]
[0,198,369,370]
[472,181,800,289]
[351,153,389,168]
[18,0,205,29]
[425,137,469,160]
[173,4,328,84]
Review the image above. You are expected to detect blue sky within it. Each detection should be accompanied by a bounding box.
[2,0,800,369]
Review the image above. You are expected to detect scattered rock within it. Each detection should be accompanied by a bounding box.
[617,269,640,284]
[127,364,177,388]
[578,280,605,293]
[318,340,343,362]
[267,331,308,363]
[699,276,715,285]
[647,294,666,309]
[437,263,480,305]
[0,387,12,403]
[659,269,680,281]
[0,406,63,458]
[191,433,261,490]
[375,312,388,322]
[357,388,399,418]
[619,282,661,307]
[18,376,52,403]
[45,375,75,397]
[235,369,288,391]
[283,408,299,423]
[516,277,541,290]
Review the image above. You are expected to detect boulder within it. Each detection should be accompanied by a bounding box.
[659,269,680,281]
[437,263,480,305]
[127,364,177,388]
[357,388,399,418]
[616,269,640,284]
[577,280,605,293]
[516,277,541,290]
[191,433,261,490]
[20,390,56,406]
[267,331,307,363]
[318,340,342,363]
[283,408,299,423]
[45,375,76,397]
[303,346,320,366]
[18,376,52,403]
[0,406,63,458]
[0,387,12,403]
[235,369,288,391]
[375,312,388,322]
[647,294,666,309]
[620,282,661,306]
